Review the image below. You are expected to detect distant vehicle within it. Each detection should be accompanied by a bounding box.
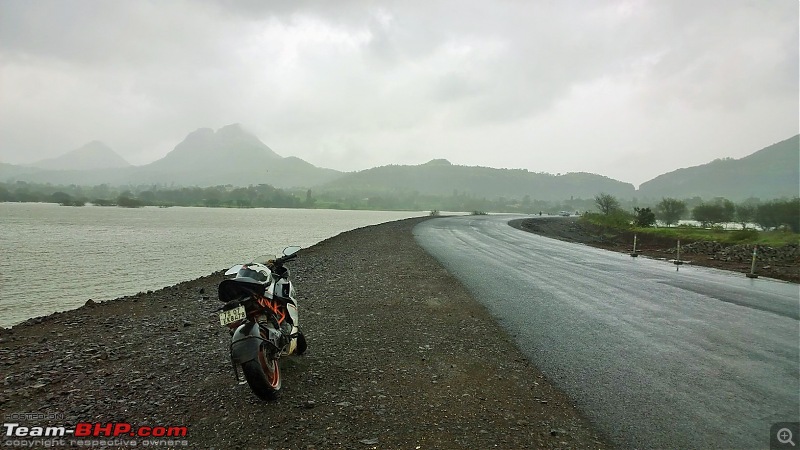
[559,211,571,216]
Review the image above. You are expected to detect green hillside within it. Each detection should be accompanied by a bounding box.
[319,159,635,201]
[638,135,799,201]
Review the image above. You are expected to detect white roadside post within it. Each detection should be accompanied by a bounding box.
[746,245,759,279]
[630,234,638,257]
[674,239,683,270]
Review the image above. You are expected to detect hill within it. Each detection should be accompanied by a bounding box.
[31,141,130,170]
[133,124,342,187]
[319,159,636,201]
[638,135,799,201]
[1,125,343,189]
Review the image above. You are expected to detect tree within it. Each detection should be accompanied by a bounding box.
[51,191,73,205]
[716,198,736,224]
[756,199,800,232]
[594,193,620,215]
[692,203,716,227]
[655,198,687,227]
[633,207,656,227]
[117,193,143,208]
[735,202,758,230]
[692,198,735,227]
[305,189,316,207]
[0,185,11,202]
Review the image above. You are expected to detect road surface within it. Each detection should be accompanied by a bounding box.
[414,215,799,449]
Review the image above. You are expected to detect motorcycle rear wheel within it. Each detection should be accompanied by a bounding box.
[296,331,307,355]
[242,349,281,401]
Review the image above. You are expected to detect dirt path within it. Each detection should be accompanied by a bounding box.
[0,217,607,449]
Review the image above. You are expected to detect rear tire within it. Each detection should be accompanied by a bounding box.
[295,331,307,355]
[242,348,281,401]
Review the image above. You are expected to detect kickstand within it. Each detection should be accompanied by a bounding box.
[231,359,242,382]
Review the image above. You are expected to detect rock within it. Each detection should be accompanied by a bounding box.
[359,438,379,445]
[85,299,97,308]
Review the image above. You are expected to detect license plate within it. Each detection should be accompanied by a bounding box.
[219,305,246,326]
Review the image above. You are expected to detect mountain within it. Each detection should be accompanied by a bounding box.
[133,124,342,187]
[5,128,794,202]
[638,135,799,201]
[31,141,130,170]
[319,159,636,201]
[0,162,41,179]
[2,124,343,189]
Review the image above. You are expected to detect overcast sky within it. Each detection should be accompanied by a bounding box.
[1,0,797,186]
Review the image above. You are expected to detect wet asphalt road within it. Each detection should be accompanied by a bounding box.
[414,215,800,449]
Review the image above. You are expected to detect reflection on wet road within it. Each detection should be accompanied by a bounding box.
[415,215,799,449]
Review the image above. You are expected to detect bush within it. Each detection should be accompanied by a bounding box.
[581,211,633,229]
[633,207,656,227]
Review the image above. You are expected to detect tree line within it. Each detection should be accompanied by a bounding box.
[594,193,799,232]
[1,180,797,232]
[0,182,303,209]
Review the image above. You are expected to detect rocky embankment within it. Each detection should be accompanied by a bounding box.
[0,217,607,449]
[512,217,799,283]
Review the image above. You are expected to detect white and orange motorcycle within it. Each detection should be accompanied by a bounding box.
[217,246,306,401]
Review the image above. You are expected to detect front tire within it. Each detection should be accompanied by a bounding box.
[242,348,281,401]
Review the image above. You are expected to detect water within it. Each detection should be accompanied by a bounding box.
[0,203,424,327]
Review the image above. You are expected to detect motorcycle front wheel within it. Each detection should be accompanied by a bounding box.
[242,347,281,401]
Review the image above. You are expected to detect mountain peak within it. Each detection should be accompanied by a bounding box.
[422,159,452,166]
[217,123,245,134]
[31,141,130,170]
[146,124,283,175]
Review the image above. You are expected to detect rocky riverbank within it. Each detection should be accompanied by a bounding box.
[511,217,799,283]
[0,217,607,449]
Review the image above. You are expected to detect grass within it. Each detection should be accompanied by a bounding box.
[581,213,799,247]
[634,226,797,246]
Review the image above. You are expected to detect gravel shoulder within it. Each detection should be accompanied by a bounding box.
[0,217,607,449]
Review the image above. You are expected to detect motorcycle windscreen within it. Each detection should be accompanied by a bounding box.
[218,278,267,302]
[224,264,243,276]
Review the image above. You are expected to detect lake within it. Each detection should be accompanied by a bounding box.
[0,203,426,328]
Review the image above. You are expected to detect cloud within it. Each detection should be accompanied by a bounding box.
[0,0,796,186]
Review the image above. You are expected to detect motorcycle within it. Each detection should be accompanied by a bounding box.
[216,246,306,400]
